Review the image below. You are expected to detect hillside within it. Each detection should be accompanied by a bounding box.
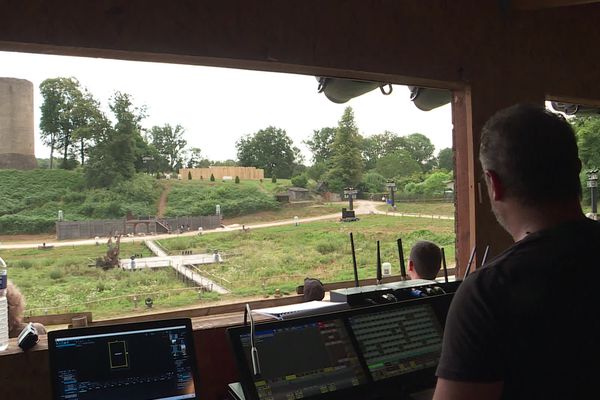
[0,169,161,234]
[165,179,287,218]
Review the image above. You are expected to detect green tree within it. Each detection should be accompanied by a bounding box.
[404,171,452,197]
[403,133,436,171]
[40,77,103,169]
[85,92,145,187]
[186,147,206,168]
[149,124,187,172]
[437,147,453,171]
[236,126,297,178]
[304,127,336,164]
[573,116,600,168]
[326,107,364,191]
[362,131,406,170]
[291,174,308,188]
[375,150,421,179]
[358,171,387,193]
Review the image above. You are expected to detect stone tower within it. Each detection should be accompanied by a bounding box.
[0,77,37,170]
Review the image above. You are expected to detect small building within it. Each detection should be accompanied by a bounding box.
[288,187,310,201]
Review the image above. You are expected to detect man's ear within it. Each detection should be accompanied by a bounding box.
[408,259,414,271]
[485,170,504,201]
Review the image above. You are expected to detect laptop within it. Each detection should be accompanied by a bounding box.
[48,318,201,400]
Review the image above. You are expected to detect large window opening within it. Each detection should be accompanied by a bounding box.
[0,51,456,324]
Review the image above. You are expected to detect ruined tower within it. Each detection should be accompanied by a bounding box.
[0,77,37,170]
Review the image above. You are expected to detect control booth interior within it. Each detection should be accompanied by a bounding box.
[1,1,600,399]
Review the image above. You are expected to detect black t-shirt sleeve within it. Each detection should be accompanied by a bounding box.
[436,270,506,382]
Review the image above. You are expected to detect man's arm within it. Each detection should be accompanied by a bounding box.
[433,378,503,400]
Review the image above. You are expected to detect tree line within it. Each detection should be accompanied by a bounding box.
[236,107,453,196]
[39,77,454,194]
[38,77,222,188]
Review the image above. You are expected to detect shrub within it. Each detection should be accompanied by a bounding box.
[49,269,63,280]
[291,174,308,188]
[316,241,337,254]
[188,171,192,180]
[271,175,277,183]
[235,176,240,184]
[210,173,215,182]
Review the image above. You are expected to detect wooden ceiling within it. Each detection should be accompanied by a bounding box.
[513,0,600,10]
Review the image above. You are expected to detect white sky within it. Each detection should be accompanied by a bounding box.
[1,51,453,163]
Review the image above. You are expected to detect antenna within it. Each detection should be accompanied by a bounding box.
[464,246,476,279]
[397,238,407,280]
[441,247,449,283]
[480,245,490,267]
[376,240,382,284]
[245,304,261,376]
[350,233,359,287]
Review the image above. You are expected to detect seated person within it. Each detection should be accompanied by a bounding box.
[7,280,47,338]
[407,240,442,280]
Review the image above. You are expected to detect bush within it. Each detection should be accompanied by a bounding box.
[291,174,308,188]
[49,269,63,280]
[210,173,215,182]
[316,241,337,254]
[188,171,192,180]
[271,175,277,183]
[235,176,240,184]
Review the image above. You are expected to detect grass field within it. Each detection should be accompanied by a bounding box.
[0,214,455,319]
[158,214,456,296]
[0,241,218,319]
[377,201,455,216]
[223,202,340,225]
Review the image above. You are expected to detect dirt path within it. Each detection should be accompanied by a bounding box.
[0,201,453,250]
[156,181,172,218]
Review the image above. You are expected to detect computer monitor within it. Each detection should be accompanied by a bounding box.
[48,318,201,400]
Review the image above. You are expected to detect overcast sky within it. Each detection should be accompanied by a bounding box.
[1,51,453,163]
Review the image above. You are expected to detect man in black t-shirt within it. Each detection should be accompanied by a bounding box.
[433,104,600,400]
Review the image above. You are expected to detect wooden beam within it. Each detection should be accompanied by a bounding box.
[513,0,600,9]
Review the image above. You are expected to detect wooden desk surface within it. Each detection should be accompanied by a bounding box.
[0,309,276,400]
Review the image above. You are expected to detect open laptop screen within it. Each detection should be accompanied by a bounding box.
[48,318,200,400]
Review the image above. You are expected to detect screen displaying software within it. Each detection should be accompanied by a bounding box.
[51,324,197,400]
[349,303,443,381]
[239,319,368,400]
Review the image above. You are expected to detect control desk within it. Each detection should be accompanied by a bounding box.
[228,294,452,400]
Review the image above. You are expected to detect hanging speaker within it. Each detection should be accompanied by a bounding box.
[408,86,452,111]
[550,101,600,116]
[317,77,391,104]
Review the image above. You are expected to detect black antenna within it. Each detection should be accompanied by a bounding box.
[397,238,407,280]
[464,246,476,279]
[376,240,382,284]
[350,233,359,287]
[480,245,490,267]
[441,247,449,283]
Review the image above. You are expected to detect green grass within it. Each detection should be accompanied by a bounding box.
[0,241,206,319]
[377,201,455,216]
[223,202,340,225]
[159,215,456,296]
[0,214,455,319]
[0,170,161,234]
[165,179,282,218]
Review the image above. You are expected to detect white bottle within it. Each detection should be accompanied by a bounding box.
[0,257,8,351]
[382,262,392,277]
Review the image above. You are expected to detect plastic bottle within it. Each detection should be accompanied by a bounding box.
[0,257,8,351]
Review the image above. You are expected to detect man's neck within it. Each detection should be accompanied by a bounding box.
[502,198,586,242]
